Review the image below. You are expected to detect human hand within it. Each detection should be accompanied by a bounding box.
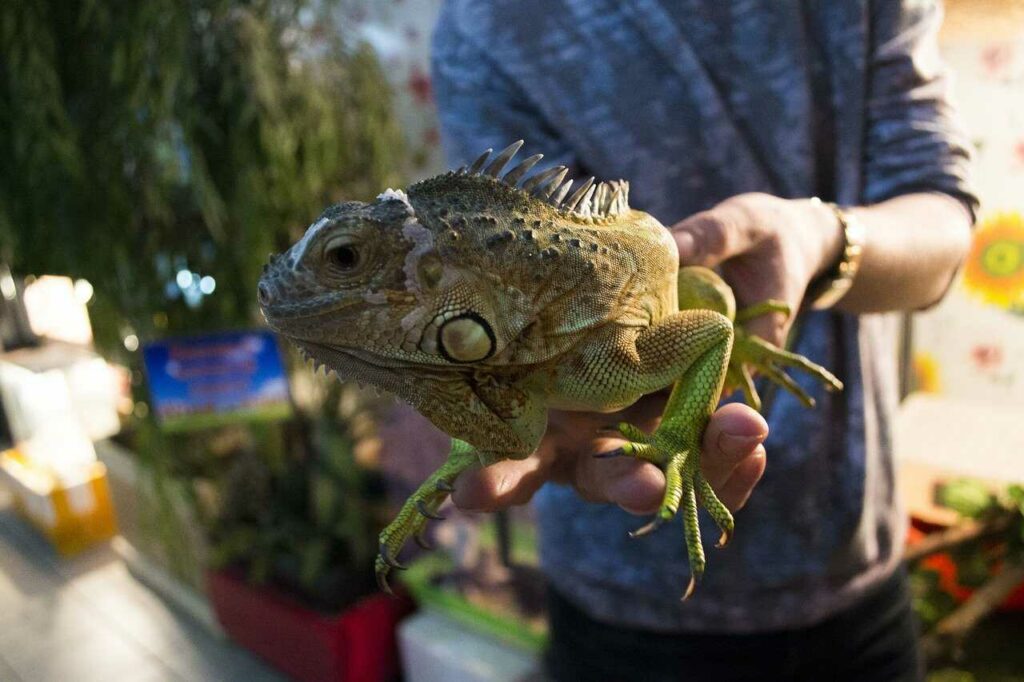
[451,396,767,516]
[670,193,844,346]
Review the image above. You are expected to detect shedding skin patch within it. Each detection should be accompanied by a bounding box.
[377,188,414,213]
[402,219,435,292]
[291,217,330,266]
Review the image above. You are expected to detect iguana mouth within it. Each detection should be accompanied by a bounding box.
[293,340,452,377]
[294,340,382,373]
[260,294,360,325]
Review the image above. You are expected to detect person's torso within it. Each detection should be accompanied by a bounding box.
[436,0,903,632]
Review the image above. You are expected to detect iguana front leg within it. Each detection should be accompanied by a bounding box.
[375,439,478,593]
[375,378,546,593]
[555,310,735,599]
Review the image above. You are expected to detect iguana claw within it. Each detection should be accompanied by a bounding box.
[683,575,698,602]
[628,515,666,538]
[716,528,732,549]
[435,480,455,492]
[379,542,407,571]
[376,567,393,595]
[416,500,445,520]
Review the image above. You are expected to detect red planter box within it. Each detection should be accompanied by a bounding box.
[908,522,1024,611]
[207,570,415,682]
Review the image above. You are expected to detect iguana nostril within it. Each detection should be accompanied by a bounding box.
[257,283,272,306]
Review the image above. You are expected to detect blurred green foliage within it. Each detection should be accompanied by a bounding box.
[1,0,406,606]
[0,0,403,353]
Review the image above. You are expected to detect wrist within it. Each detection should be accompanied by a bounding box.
[804,199,867,310]
[804,197,846,280]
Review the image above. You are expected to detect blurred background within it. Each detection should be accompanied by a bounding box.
[0,1,1022,681]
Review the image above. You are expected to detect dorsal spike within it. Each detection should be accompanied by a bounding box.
[595,183,609,215]
[468,148,492,174]
[535,167,568,200]
[609,186,623,214]
[580,185,597,217]
[521,165,565,193]
[550,179,574,206]
[484,140,524,176]
[503,153,543,186]
[564,177,595,212]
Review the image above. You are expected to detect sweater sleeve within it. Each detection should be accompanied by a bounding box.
[862,0,978,215]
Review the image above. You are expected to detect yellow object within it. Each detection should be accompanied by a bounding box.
[912,352,943,394]
[0,449,117,555]
[962,211,1024,309]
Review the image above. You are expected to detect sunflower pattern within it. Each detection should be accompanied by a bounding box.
[962,211,1024,311]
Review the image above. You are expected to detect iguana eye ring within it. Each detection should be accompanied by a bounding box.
[324,236,360,271]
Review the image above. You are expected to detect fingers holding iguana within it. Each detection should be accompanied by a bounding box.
[451,402,768,516]
[451,457,546,512]
[700,402,768,509]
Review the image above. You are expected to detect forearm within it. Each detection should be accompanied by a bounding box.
[809,192,973,314]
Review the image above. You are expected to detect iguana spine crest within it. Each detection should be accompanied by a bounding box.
[458,140,630,220]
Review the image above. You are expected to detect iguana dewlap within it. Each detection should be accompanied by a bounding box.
[258,141,842,599]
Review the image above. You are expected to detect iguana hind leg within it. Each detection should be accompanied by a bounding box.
[609,313,735,599]
[375,439,478,593]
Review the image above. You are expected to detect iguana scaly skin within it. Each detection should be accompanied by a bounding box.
[258,141,843,599]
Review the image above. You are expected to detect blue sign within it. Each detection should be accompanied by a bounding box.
[142,330,292,431]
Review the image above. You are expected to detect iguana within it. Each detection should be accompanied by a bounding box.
[258,141,843,599]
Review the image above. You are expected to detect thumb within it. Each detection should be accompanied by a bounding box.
[451,457,546,512]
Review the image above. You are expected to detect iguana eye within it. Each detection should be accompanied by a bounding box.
[324,237,360,271]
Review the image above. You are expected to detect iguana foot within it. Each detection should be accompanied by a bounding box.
[610,421,734,600]
[728,300,843,410]
[375,440,476,594]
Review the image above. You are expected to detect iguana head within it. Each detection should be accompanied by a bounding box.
[259,140,636,391]
[257,191,425,370]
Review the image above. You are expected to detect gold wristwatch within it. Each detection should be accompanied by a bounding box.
[808,198,866,310]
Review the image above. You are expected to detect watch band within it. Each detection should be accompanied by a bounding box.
[808,198,866,310]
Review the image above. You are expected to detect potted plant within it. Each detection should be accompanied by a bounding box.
[907,478,1024,665]
[206,384,414,682]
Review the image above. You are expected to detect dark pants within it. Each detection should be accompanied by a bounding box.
[544,569,922,682]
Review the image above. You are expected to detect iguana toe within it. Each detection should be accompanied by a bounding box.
[728,324,843,410]
[612,421,733,600]
[416,499,446,520]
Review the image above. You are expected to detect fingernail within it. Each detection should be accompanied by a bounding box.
[718,432,766,458]
[675,231,697,261]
